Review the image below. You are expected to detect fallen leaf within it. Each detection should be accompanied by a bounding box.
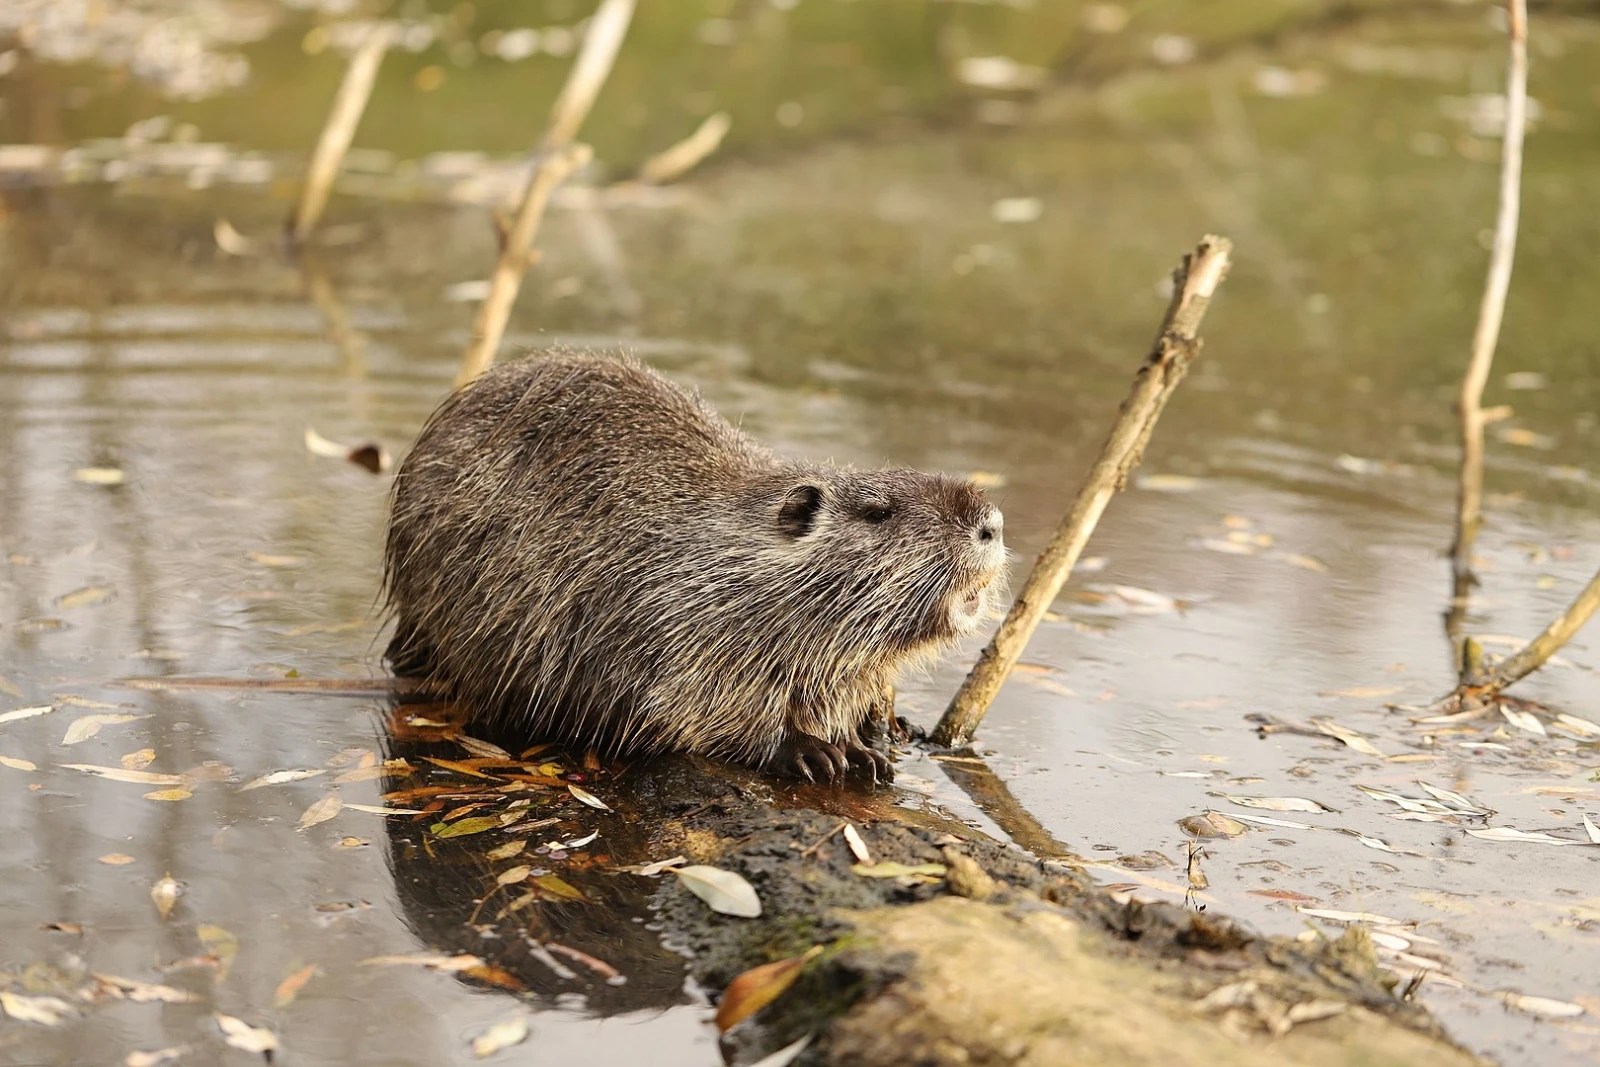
[297,793,343,831]
[747,1032,815,1067]
[496,865,531,887]
[362,952,484,972]
[1311,718,1383,757]
[124,1046,187,1067]
[246,551,304,568]
[1466,826,1584,846]
[0,755,38,771]
[91,974,197,1003]
[674,864,762,917]
[197,925,239,982]
[56,585,115,610]
[1502,992,1585,1018]
[1222,812,1313,830]
[0,674,21,698]
[471,1017,529,1058]
[431,815,501,838]
[1297,907,1408,926]
[72,467,125,486]
[851,861,948,880]
[634,855,687,876]
[214,1013,277,1055]
[344,803,429,816]
[0,990,75,1024]
[533,874,586,902]
[1138,473,1202,492]
[143,788,193,802]
[1317,686,1401,699]
[0,704,54,725]
[1554,713,1600,739]
[716,946,824,1032]
[151,873,183,920]
[1214,793,1334,813]
[487,839,527,861]
[568,783,612,811]
[1584,813,1600,845]
[121,749,156,770]
[456,734,513,760]
[100,853,136,865]
[273,963,318,1007]
[60,763,187,786]
[1499,705,1546,736]
[240,768,326,790]
[1179,812,1249,838]
[842,824,873,865]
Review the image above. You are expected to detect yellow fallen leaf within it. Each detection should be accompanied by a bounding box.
[274,963,319,1007]
[62,713,149,745]
[72,467,125,486]
[60,763,187,786]
[56,585,115,610]
[297,793,343,831]
[99,853,136,865]
[246,551,305,568]
[121,749,156,770]
[0,755,38,771]
[143,788,193,802]
[151,873,183,921]
[198,924,239,982]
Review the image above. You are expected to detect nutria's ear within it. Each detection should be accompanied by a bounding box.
[777,484,824,538]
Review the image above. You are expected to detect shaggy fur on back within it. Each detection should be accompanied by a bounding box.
[383,351,1004,769]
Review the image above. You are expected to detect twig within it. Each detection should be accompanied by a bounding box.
[454,143,592,389]
[453,0,636,388]
[1448,0,1527,592]
[931,236,1233,748]
[287,23,396,246]
[543,0,636,151]
[1459,566,1600,700]
[638,112,732,185]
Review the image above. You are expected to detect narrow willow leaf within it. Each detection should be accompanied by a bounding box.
[673,864,761,917]
[715,946,823,1032]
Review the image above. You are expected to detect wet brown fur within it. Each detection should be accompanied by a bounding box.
[383,351,1005,774]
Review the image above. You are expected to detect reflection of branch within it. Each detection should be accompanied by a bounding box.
[933,236,1232,748]
[299,253,368,375]
[1448,0,1527,597]
[933,753,1079,862]
[288,23,395,246]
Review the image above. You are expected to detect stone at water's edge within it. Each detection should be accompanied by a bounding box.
[646,766,1482,1067]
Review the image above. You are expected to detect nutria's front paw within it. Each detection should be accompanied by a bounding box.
[843,739,894,786]
[776,733,849,783]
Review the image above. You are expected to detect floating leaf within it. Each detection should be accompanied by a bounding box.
[121,749,156,770]
[1500,705,1546,736]
[1214,793,1333,813]
[100,853,136,865]
[63,712,150,745]
[296,793,343,831]
[72,467,125,486]
[487,839,527,861]
[214,1013,277,1055]
[533,874,586,902]
[1554,713,1600,739]
[423,756,498,780]
[0,704,54,725]
[496,865,531,887]
[674,864,762,917]
[1584,813,1600,845]
[851,861,948,880]
[1179,811,1249,838]
[431,815,500,838]
[143,788,193,802]
[91,974,196,1003]
[151,874,183,920]
[634,855,687,876]
[344,803,429,816]
[1223,812,1312,830]
[471,1017,529,1058]
[0,990,75,1025]
[716,946,824,1032]
[1317,686,1400,699]
[1297,907,1408,926]
[273,964,318,1007]
[60,763,187,786]
[246,550,304,568]
[1356,785,1456,816]
[747,1033,814,1067]
[240,768,326,791]
[198,925,239,982]
[457,734,513,760]
[124,1046,187,1066]
[1310,718,1383,757]
[1466,826,1582,846]
[0,755,38,771]
[1415,782,1492,817]
[842,824,873,865]
[56,585,115,610]
[568,783,612,811]
[1502,992,1585,1018]
[362,952,484,972]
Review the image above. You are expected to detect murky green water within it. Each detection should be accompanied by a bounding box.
[3,3,1599,1065]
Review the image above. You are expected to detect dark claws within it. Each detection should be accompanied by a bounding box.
[843,740,894,786]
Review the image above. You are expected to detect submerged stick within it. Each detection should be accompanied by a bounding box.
[1457,566,1600,702]
[932,236,1233,749]
[454,143,592,388]
[453,0,635,388]
[1447,0,1527,590]
[287,23,396,246]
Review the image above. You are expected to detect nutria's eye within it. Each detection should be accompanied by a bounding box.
[778,484,824,538]
[862,503,893,524]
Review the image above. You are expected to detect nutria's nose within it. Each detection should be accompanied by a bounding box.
[975,506,1003,545]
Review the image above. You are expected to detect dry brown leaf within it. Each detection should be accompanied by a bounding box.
[60,763,187,786]
[273,963,318,1007]
[198,925,238,982]
[151,873,183,920]
[496,865,532,886]
[121,748,156,770]
[296,792,343,831]
[715,946,824,1032]
[143,788,193,802]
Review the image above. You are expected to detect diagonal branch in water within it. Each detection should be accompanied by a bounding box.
[1451,566,1600,707]
[1448,0,1527,597]
[931,235,1233,749]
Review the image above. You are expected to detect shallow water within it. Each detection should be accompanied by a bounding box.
[4,3,1600,1065]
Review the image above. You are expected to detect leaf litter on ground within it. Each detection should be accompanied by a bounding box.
[673,864,761,917]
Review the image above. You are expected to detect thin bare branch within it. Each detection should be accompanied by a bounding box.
[1461,567,1600,701]
[931,236,1233,749]
[543,0,636,151]
[287,23,395,246]
[1448,0,1528,590]
[638,112,732,185]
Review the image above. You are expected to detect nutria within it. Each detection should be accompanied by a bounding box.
[382,351,1006,782]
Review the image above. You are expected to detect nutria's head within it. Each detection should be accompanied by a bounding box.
[749,465,1007,659]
